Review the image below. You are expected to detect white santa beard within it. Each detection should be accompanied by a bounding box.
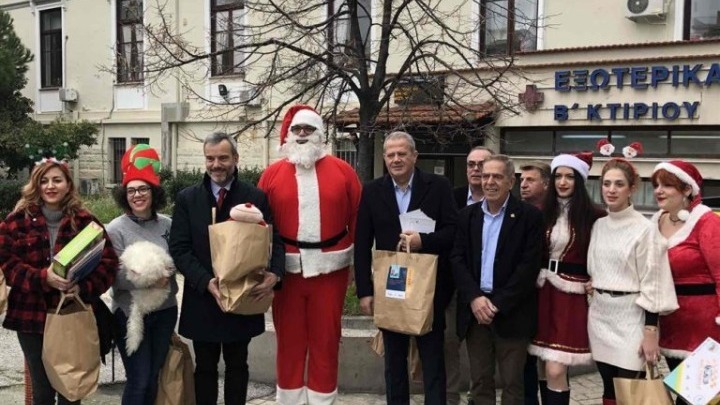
[281,136,325,169]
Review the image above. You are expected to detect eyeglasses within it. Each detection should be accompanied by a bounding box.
[290,125,317,135]
[126,186,151,196]
[467,160,484,169]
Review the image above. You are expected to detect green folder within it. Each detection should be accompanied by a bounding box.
[52,222,103,278]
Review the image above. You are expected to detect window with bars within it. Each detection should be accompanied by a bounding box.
[40,9,62,88]
[335,138,357,169]
[211,0,245,76]
[479,0,538,55]
[117,0,144,83]
[110,138,127,184]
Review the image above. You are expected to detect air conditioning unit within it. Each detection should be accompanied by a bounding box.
[626,0,667,23]
[59,88,78,102]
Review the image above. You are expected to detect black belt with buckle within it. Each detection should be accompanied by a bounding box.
[281,229,348,249]
[595,288,639,297]
[675,283,715,296]
[547,259,587,276]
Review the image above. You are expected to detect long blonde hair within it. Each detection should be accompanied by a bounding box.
[14,162,84,227]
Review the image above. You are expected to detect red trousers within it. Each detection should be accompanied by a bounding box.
[273,268,348,404]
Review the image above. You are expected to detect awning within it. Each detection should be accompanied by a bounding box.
[330,102,495,130]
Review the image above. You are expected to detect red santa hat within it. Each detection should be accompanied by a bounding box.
[279,105,325,145]
[551,152,593,180]
[653,160,702,197]
[121,144,162,187]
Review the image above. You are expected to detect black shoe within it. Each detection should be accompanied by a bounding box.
[545,389,569,405]
[468,400,474,405]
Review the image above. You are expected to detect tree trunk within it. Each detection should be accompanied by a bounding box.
[356,132,374,182]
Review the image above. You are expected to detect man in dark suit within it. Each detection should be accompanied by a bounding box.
[449,145,493,405]
[355,131,458,405]
[451,154,543,405]
[169,132,285,405]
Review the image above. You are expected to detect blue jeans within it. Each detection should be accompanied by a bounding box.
[114,306,178,405]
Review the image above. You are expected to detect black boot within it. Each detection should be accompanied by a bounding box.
[538,380,548,405]
[545,389,570,405]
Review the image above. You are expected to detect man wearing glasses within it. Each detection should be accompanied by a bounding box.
[449,146,494,405]
[259,105,362,405]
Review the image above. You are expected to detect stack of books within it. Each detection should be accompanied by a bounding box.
[53,222,105,282]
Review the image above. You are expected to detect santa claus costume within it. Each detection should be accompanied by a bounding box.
[650,161,720,366]
[528,152,605,405]
[258,105,362,405]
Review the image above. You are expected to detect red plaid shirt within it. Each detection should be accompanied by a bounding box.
[0,205,118,334]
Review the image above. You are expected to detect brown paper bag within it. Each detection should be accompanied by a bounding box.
[0,271,7,314]
[155,334,196,405]
[41,293,100,402]
[369,331,423,382]
[614,363,673,405]
[372,249,437,335]
[219,271,273,315]
[209,221,272,313]
[209,221,270,281]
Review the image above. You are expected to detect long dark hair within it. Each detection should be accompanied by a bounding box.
[542,168,597,251]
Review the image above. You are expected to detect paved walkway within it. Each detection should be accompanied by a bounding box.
[0,369,620,404]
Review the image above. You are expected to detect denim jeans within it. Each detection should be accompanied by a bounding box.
[17,332,81,405]
[114,306,178,405]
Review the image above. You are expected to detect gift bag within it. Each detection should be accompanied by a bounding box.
[372,249,437,335]
[209,220,271,313]
[41,293,100,402]
[0,271,7,315]
[219,271,273,315]
[209,221,270,281]
[664,337,720,405]
[614,363,673,405]
[155,334,196,405]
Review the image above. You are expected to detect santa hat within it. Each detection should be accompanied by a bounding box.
[121,144,162,187]
[551,152,593,180]
[279,105,325,145]
[653,160,702,197]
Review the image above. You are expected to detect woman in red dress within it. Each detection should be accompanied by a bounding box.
[651,160,720,405]
[528,152,604,405]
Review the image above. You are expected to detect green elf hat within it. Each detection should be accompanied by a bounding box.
[121,144,162,186]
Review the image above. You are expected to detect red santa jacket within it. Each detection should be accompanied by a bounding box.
[258,155,362,277]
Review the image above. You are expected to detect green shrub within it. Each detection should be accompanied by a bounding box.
[83,193,123,224]
[160,166,265,204]
[344,283,362,315]
[0,180,23,219]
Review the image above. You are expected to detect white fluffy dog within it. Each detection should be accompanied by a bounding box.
[120,241,174,355]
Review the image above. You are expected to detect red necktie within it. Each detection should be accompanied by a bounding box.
[217,188,227,210]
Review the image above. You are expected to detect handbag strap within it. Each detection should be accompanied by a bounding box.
[55,292,88,314]
[643,362,660,380]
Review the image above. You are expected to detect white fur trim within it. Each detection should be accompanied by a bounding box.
[277,386,307,405]
[651,205,711,248]
[654,162,700,196]
[307,388,338,405]
[716,316,720,326]
[290,109,325,134]
[537,269,587,294]
[660,348,690,359]
[527,344,593,366]
[120,241,174,355]
[296,165,321,244]
[285,245,353,277]
[551,154,589,180]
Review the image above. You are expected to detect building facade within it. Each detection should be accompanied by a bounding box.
[2,0,719,208]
